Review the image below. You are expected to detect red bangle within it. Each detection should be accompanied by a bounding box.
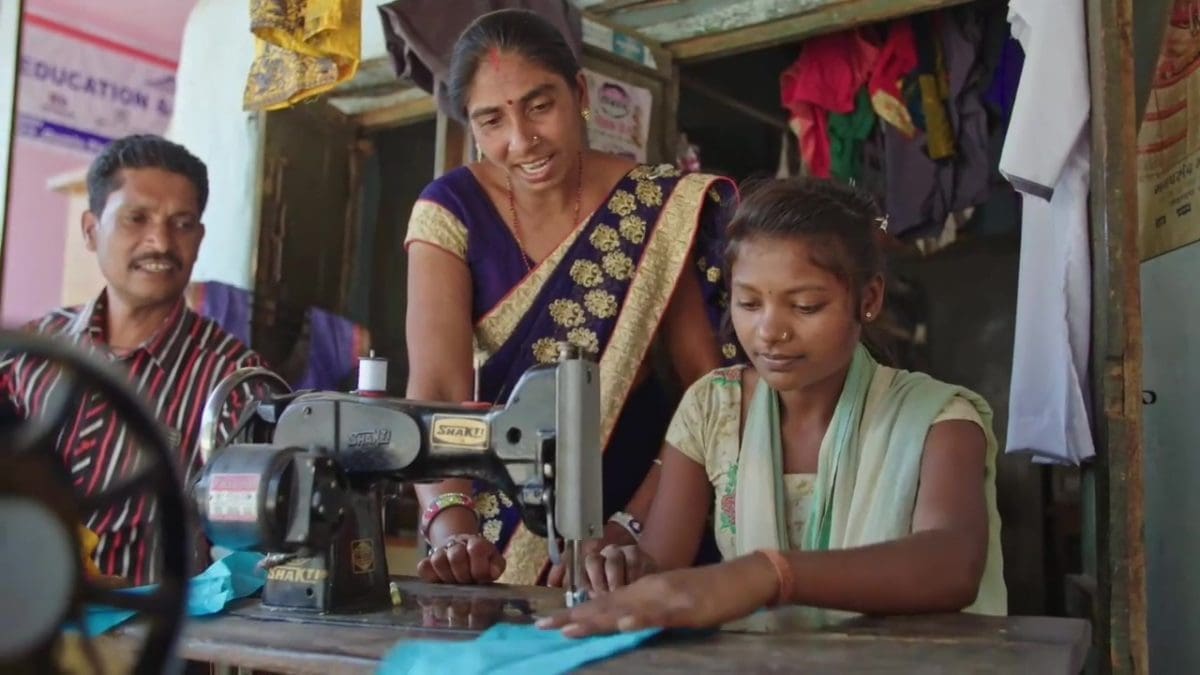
[420,493,476,544]
[757,549,794,607]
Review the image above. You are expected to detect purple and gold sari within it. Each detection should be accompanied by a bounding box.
[405,163,737,584]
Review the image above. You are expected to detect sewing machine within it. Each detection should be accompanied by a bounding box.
[0,333,1097,675]
[192,342,603,614]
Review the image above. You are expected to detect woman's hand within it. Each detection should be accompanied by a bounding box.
[416,534,506,584]
[537,554,778,637]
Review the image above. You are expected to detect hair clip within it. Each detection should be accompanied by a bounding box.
[875,215,889,231]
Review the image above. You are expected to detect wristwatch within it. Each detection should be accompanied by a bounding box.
[607,510,643,542]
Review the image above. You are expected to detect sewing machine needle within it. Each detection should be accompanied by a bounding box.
[473,350,484,402]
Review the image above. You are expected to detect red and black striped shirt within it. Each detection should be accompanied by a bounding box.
[0,290,266,584]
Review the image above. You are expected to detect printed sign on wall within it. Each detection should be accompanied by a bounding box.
[1138,1,1200,260]
[582,69,652,163]
[16,15,175,155]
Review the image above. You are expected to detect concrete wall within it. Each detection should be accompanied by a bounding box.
[0,0,22,254]
[1140,243,1200,674]
[164,0,260,291]
[1,0,193,325]
[167,0,395,291]
[1135,3,1194,670]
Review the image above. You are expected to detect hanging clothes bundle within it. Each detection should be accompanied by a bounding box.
[184,281,372,392]
[779,8,994,243]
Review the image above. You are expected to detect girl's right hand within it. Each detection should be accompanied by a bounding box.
[580,544,658,593]
[416,534,506,584]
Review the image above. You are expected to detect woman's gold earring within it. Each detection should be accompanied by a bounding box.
[582,108,592,122]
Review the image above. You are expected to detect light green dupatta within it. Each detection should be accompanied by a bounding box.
[733,345,1007,615]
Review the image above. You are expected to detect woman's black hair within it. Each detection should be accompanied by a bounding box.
[447,9,581,123]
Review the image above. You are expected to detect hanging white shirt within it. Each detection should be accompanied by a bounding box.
[1000,0,1096,464]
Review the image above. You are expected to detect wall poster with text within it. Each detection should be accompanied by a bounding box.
[17,15,175,156]
[582,68,652,163]
[1139,1,1200,260]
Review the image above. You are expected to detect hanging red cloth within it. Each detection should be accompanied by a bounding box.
[780,31,877,178]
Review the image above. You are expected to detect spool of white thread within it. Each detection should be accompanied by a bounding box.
[357,351,388,393]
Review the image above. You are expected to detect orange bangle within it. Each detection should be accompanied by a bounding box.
[757,549,794,607]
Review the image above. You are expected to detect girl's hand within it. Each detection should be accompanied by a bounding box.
[537,554,778,637]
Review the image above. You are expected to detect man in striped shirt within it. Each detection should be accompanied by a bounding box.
[0,135,270,585]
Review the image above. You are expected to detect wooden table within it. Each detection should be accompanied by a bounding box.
[98,579,1091,674]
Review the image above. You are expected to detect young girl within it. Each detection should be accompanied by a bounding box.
[539,178,1006,637]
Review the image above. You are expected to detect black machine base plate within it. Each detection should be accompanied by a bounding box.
[228,576,566,638]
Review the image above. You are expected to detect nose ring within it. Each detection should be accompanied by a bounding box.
[780,331,790,341]
[531,135,540,144]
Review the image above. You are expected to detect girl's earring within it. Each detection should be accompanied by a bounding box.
[581,108,592,122]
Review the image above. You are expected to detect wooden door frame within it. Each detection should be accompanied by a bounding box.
[1085,0,1147,672]
[0,0,25,297]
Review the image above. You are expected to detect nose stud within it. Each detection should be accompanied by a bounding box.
[780,331,790,341]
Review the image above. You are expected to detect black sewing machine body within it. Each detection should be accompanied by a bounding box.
[192,353,603,615]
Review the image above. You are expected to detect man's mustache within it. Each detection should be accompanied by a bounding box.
[129,253,183,270]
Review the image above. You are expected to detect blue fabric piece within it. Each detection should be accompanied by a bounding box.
[81,551,266,635]
[377,623,661,675]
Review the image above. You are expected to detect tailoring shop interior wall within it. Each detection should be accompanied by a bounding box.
[168,0,395,295]
[0,0,21,252]
[0,0,194,326]
[165,0,258,293]
[1135,0,1195,670]
[1141,243,1200,673]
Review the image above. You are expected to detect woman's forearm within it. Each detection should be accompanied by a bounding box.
[760,529,985,614]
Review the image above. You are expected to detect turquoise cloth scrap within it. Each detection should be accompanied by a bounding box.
[81,551,266,635]
[378,623,662,675]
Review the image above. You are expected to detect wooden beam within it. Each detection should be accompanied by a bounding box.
[680,75,789,132]
[582,12,674,78]
[663,64,680,167]
[351,96,437,131]
[666,0,973,62]
[433,111,468,178]
[1085,0,1147,672]
[605,0,736,32]
[583,0,651,13]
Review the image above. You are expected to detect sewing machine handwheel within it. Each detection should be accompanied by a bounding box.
[0,332,189,675]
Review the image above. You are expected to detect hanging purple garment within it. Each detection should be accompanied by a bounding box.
[293,307,362,391]
[984,37,1024,124]
[883,9,991,237]
[188,281,365,392]
[194,281,253,346]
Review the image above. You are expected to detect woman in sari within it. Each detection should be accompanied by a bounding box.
[540,178,1006,636]
[403,9,736,586]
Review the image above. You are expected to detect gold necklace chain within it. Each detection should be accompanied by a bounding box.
[505,152,584,274]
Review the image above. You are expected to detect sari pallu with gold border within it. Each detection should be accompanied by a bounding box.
[406,163,737,585]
